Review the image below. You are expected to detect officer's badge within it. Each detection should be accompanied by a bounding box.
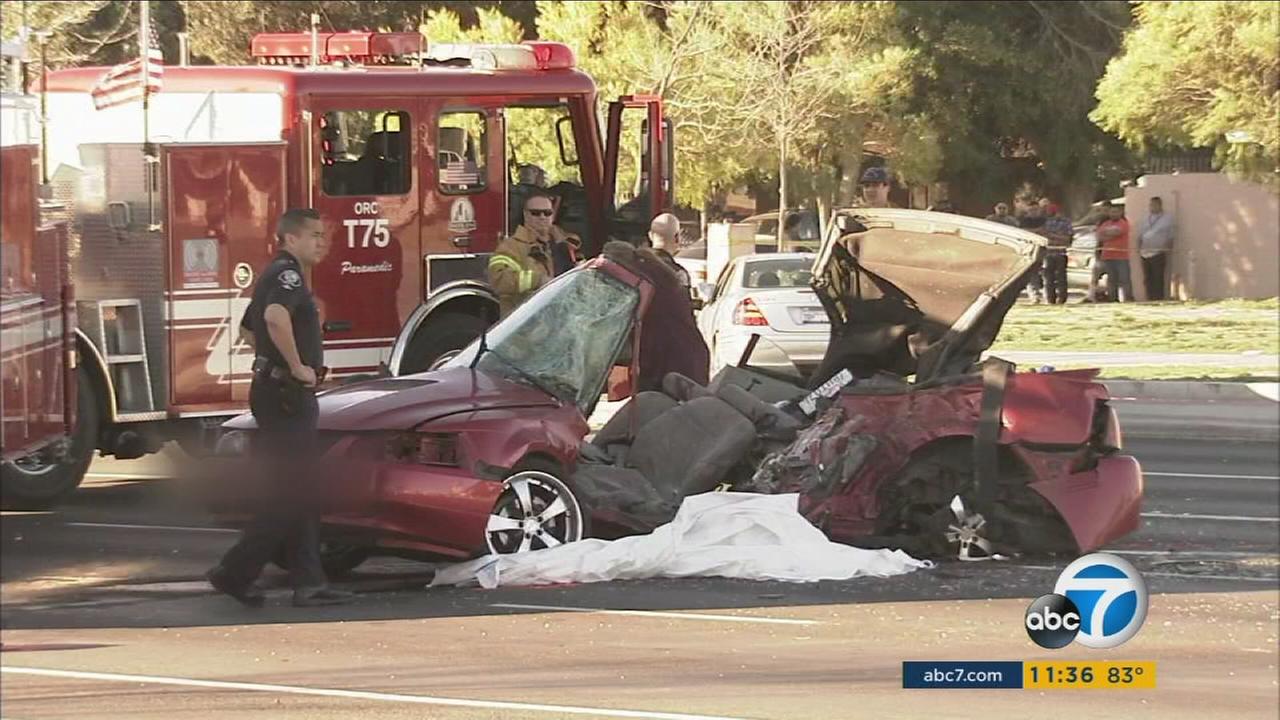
[279,269,302,289]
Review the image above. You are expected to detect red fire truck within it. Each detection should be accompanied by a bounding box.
[24,31,672,496]
[1,39,92,508]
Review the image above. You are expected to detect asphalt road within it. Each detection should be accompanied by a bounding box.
[2,436,1277,719]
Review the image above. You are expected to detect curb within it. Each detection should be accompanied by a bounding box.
[1103,380,1279,403]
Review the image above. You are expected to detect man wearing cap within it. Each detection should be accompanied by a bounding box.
[856,166,899,208]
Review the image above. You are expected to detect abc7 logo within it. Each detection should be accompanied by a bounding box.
[1025,553,1148,650]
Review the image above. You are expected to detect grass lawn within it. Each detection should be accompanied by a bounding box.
[993,298,1279,355]
[1093,365,1279,382]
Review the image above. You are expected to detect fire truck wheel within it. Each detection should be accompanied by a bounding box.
[272,541,369,578]
[1,368,100,510]
[401,313,491,375]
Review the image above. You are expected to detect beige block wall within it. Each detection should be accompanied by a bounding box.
[1125,174,1279,300]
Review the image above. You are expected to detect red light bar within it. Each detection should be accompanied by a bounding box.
[523,41,576,70]
[250,31,423,64]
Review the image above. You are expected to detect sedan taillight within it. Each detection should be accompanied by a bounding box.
[733,297,769,326]
[1090,402,1122,453]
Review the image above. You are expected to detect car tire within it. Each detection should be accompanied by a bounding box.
[1,367,99,510]
[485,459,589,555]
[400,313,491,375]
[272,541,370,578]
[874,439,1075,558]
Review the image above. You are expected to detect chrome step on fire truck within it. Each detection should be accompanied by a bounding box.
[18,30,673,504]
[1,38,92,508]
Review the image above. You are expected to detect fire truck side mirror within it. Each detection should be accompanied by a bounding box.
[662,117,674,199]
[319,113,341,166]
[107,202,131,232]
[555,116,577,166]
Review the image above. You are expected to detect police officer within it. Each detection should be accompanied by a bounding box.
[207,208,354,608]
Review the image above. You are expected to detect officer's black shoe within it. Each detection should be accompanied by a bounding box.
[292,587,356,607]
[206,567,266,608]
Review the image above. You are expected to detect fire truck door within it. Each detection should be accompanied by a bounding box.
[604,96,674,243]
[165,144,287,409]
[0,145,68,457]
[309,101,421,379]
[420,102,506,278]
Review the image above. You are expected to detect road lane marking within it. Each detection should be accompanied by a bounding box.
[491,602,820,626]
[0,667,747,720]
[1016,565,1278,583]
[1107,549,1277,558]
[1144,471,1279,481]
[68,522,235,534]
[1142,512,1279,523]
[85,472,174,480]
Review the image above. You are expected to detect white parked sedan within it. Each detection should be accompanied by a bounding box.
[696,253,828,377]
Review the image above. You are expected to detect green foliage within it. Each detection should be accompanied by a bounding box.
[893,1,1134,211]
[1092,1,1280,187]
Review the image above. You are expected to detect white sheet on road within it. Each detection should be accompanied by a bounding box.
[430,492,932,588]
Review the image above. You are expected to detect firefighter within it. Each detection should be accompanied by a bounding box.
[207,208,355,608]
[488,191,581,318]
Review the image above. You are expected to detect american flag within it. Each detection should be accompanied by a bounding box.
[442,161,480,186]
[90,17,164,111]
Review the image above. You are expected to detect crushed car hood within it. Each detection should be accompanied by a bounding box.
[221,367,559,432]
[811,208,1044,383]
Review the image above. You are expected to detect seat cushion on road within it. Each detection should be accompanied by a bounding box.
[569,464,678,532]
[627,396,757,501]
[592,392,679,448]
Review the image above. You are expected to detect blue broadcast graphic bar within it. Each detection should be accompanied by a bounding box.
[902,661,1024,689]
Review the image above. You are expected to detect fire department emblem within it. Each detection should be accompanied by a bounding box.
[448,197,477,233]
[279,269,302,289]
[233,263,253,288]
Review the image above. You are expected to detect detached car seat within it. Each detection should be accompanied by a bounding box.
[571,373,801,534]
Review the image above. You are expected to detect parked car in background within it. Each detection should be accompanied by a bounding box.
[696,254,827,376]
[743,210,821,252]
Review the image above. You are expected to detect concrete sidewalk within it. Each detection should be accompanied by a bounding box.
[990,349,1279,369]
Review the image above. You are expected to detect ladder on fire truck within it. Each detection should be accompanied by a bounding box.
[88,299,154,413]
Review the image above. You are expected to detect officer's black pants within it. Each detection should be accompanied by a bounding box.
[1043,253,1069,305]
[218,376,326,591]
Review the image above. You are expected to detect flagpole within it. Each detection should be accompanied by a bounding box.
[140,0,156,228]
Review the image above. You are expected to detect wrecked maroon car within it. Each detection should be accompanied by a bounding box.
[214,209,1142,572]
[576,209,1142,560]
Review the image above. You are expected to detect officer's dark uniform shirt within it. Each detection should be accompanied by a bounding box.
[240,251,323,371]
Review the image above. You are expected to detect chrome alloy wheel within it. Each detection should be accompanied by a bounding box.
[485,470,584,554]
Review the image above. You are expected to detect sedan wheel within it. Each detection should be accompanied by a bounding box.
[486,470,584,555]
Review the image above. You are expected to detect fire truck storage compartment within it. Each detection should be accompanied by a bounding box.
[69,143,167,417]
[163,143,286,409]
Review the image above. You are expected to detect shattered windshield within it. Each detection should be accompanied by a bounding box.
[445,268,638,410]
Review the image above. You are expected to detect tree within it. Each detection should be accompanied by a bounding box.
[1,1,186,69]
[714,1,905,245]
[1092,1,1280,188]
[537,1,747,212]
[894,1,1134,215]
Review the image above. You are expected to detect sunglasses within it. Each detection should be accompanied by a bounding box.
[525,208,554,217]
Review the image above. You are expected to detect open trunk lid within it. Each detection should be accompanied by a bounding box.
[811,209,1044,384]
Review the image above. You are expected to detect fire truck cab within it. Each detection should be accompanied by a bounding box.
[1,39,89,508]
[34,31,673,472]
